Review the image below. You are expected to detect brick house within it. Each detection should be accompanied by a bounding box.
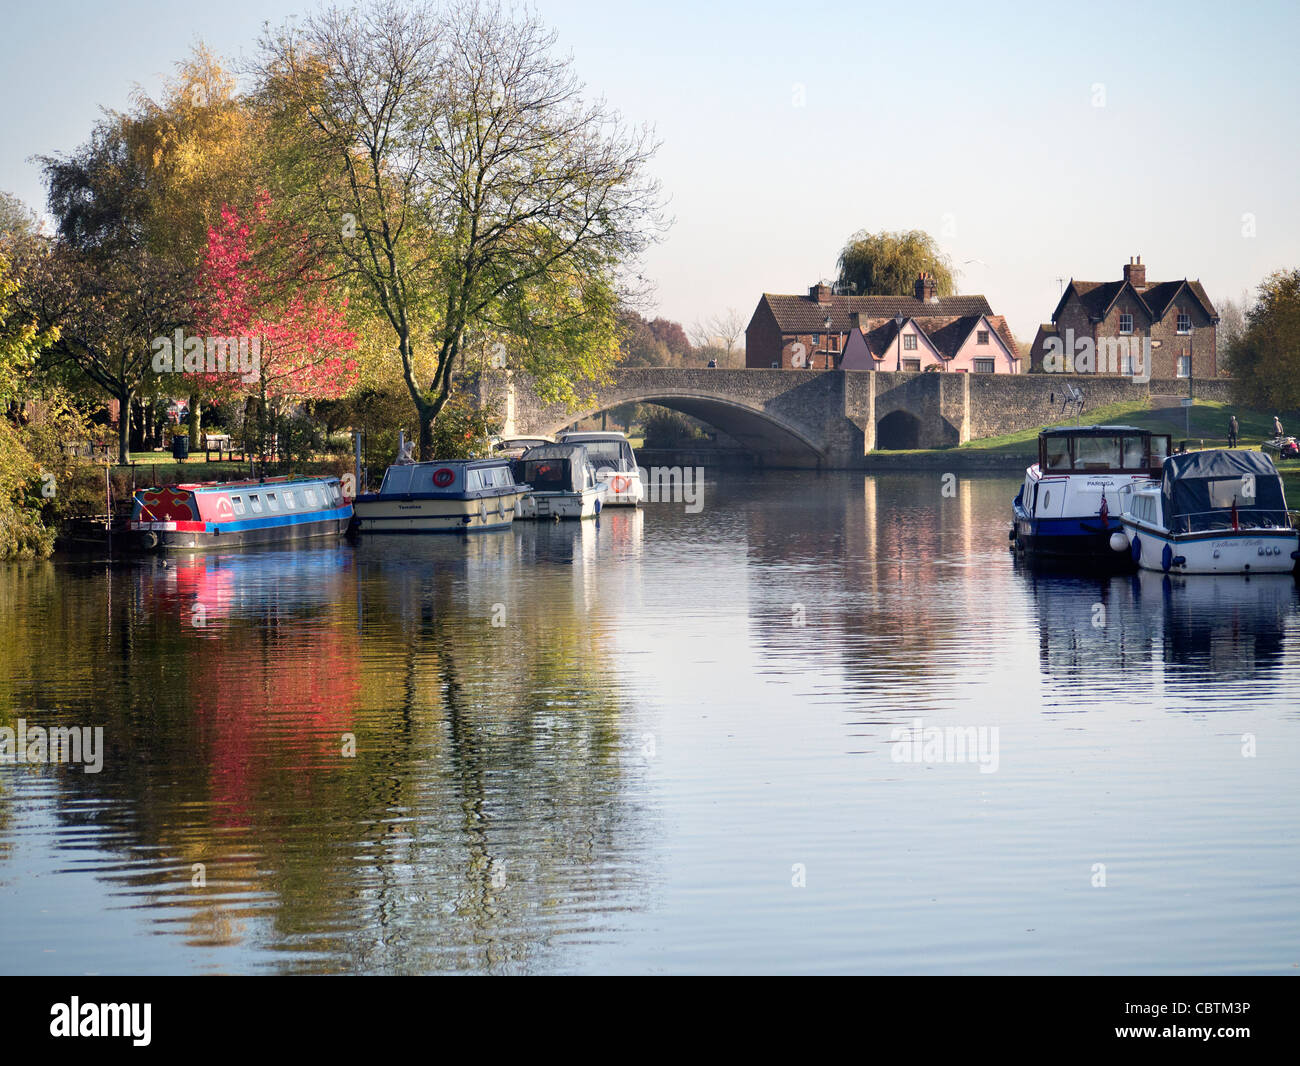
[745,275,1020,372]
[1028,257,1219,376]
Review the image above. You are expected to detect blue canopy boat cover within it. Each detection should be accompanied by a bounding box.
[1161,450,1289,533]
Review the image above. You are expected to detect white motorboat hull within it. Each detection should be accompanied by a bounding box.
[1120,520,1299,574]
[354,490,526,533]
[516,486,605,520]
[597,469,644,506]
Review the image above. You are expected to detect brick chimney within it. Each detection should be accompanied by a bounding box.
[914,272,938,303]
[1123,256,1147,291]
[809,282,832,305]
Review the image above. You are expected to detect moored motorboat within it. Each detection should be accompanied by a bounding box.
[353,458,529,534]
[1114,449,1299,574]
[128,475,351,551]
[555,430,644,506]
[514,443,606,520]
[1011,425,1170,565]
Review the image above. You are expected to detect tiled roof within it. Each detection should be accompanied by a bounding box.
[1054,277,1219,323]
[854,313,1018,360]
[762,292,993,333]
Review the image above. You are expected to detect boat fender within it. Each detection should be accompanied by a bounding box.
[1130,535,1142,563]
[594,498,602,515]
[1109,531,1129,552]
[142,531,159,550]
[1173,556,1186,567]
[1161,544,1173,572]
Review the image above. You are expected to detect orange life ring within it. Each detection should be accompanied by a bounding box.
[432,467,455,487]
[610,475,629,494]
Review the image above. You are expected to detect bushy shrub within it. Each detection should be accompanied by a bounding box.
[641,408,703,448]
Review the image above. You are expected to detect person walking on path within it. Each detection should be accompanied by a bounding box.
[1228,415,1239,447]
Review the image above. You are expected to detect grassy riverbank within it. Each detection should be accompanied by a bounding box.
[865,398,1300,475]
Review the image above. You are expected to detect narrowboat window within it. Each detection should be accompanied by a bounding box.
[249,494,263,513]
[283,491,296,509]
[1074,435,1120,470]
[304,489,318,507]
[1044,439,1071,470]
[231,495,245,515]
[266,493,278,508]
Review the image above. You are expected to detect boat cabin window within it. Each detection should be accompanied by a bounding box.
[283,491,296,509]
[231,495,245,516]
[1044,439,1071,470]
[304,488,318,507]
[249,494,263,513]
[521,459,571,491]
[1073,435,1121,470]
[266,492,278,509]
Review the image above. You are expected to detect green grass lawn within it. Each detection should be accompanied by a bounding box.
[956,398,1290,456]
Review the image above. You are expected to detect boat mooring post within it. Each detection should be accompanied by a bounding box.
[354,429,364,495]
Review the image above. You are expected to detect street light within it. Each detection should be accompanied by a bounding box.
[823,314,832,369]
[895,313,906,371]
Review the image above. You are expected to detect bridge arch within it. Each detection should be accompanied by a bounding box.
[540,391,827,466]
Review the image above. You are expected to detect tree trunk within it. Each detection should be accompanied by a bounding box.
[418,403,434,461]
[187,393,201,448]
[129,398,145,453]
[117,389,132,465]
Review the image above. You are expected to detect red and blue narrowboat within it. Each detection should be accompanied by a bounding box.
[128,476,352,550]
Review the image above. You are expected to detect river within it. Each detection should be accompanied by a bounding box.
[1,471,1298,974]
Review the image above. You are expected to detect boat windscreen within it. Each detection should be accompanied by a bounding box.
[520,458,575,492]
[580,440,633,468]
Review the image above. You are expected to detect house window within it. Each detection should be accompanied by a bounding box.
[811,333,821,346]
[1177,355,1191,378]
[974,358,995,374]
[903,334,918,350]
[903,358,921,372]
[1119,313,1133,334]
[1177,313,1191,334]
[977,330,989,345]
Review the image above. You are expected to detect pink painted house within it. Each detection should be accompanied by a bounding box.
[840,306,1020,373]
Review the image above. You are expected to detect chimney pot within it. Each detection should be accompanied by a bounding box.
[914,273,938,302]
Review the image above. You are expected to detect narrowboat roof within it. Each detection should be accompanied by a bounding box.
[557,431,630,441]
[169,475,337,492]
[1039,425,1149,437]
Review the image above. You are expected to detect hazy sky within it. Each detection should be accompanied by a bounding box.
[3,0,1298,342]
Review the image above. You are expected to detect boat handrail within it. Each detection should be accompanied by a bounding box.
[1166,507,1292,534]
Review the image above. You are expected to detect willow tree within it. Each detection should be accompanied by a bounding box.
[836,229,955,297]
[256,0,661,458]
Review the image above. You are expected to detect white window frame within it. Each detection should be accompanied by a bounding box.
[1176,313,1191,334]
[903,334,918,351]
[1119,313,1133,334]
[1177,355,1191,378]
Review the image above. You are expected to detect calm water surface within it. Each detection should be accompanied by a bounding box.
[1,472,1298,974]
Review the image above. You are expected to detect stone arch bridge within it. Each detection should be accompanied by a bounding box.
[467,367,1200,469]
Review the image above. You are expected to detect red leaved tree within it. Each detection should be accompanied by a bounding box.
[191,191,358,457]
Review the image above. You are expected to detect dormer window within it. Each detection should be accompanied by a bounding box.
[1177,313,1191,334]
[1119,313,1133,334]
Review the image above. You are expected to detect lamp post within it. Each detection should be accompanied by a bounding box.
[895,313,905,371]
[823,314,832,369]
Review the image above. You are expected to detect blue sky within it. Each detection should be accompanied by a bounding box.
[3,0,1298,341]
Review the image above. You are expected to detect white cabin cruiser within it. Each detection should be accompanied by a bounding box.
[1115,449,1299,574]
[515,444,607,520]
[353,458,529,534]
[555,431,644,506]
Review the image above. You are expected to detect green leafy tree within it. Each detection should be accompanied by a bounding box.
[1228,269,1300,413]
[256,0,662,459]
[836,229,955,297]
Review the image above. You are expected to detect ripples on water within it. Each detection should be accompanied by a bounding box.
[1,473,1297,974]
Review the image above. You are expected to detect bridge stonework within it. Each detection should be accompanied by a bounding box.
[469,369,1231,469]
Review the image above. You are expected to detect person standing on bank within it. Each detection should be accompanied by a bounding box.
[1228,414,1239,447]
[1274,415,1285,439]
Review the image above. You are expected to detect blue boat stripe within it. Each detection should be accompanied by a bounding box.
[209,506,352,533]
